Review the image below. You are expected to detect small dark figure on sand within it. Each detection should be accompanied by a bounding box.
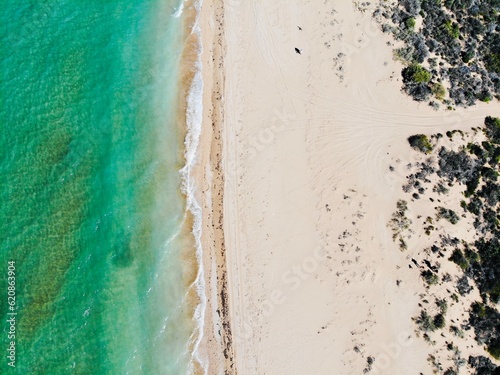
[295,48,302,55]
[298,26,302,30]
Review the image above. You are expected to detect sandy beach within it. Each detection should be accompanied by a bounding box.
[194,1,500,374]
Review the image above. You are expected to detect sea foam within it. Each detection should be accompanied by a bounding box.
[173,0,185,18]
[178,0,208,373]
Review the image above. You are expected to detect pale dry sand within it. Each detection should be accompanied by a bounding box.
[195,1,500,374]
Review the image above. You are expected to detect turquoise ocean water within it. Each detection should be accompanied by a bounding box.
[0,1,198,373]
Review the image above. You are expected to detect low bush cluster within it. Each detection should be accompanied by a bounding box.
[400,118,500,372]
[374,0,500,106]
[408,134,433,154]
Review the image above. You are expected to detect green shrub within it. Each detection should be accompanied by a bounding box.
[485,117,500,144]
[416,310,436,332]
[465,248,480,263]
[402,64,432,84]
[443,20,460,38]
[434,313,446,329]
[481,167,498,181]
[399,238,408,251]
[436,298,448,314]
[408,134,433,154]
[421,270,439,285]
[434,183,449,194]
[480,94,492,103]
[449,249,469,270]
[487,339,500,360]
[471,302,486,318]
[396,200,408,212]
[431,83,446,100]
[449,325,464,338]
[465,175,481,197]
[482,141,495,152]
[485,53,500,74]
[462,50,475,63]
[406,17,416,30]
[436,207,460,224]
[488,284,500,304]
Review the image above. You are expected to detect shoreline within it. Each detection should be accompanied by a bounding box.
[174,0,209,373]
[192,0,236,374]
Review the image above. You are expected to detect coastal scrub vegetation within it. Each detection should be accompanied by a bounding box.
[388,199,412,250]
[421,269,439,286]
[408,134,433,154]
[449,249,469,270]
[402,64,433,101]
[485,116,500,144]
[436,207,460,224]
[374,0,500,106]
[431,83,446,101]
[393,117,500,373]
[403,64,432,83]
